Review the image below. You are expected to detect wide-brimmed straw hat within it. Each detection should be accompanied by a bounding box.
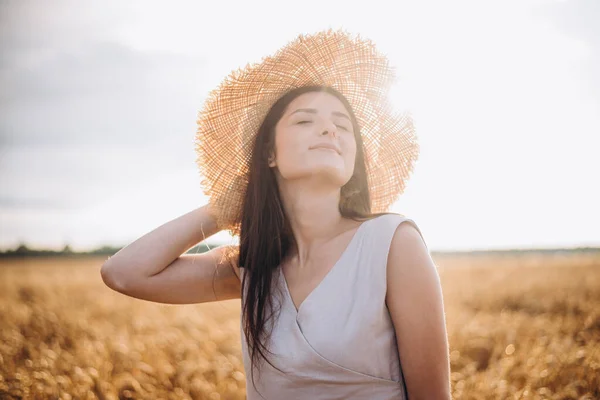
[195,28,419,236]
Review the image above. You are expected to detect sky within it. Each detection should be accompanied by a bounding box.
[0,0,598,252]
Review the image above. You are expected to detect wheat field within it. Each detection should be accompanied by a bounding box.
[0,252,598,399]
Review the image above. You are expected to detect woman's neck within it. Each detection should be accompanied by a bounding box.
[278,181,348,264]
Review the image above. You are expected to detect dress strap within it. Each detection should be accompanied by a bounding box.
[373,213,428,252]
[359,214,428,289]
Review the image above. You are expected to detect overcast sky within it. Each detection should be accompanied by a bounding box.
[1,0,598,252]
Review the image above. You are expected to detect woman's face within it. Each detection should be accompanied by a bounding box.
[269,91,357,189]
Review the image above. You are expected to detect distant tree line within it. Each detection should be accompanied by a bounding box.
[0,242,226,258]
[1,242,599,259]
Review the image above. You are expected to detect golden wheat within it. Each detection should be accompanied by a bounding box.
[0,252,598,399]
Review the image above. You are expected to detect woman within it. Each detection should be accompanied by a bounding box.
[101,29,451,399]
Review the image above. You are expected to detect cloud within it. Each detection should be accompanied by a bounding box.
[0,1,212,149]
[0,39,207,147]
[0,1,211,216]
[0,37,209,212]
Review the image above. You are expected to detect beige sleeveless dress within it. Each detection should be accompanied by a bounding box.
[239,213,426,399]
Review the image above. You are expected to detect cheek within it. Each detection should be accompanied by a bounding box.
[273,130,304,171]
[343,138,358,167]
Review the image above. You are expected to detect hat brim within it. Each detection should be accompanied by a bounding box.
[195,29,419,235]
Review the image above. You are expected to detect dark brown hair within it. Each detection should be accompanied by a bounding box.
[237,85,393,395]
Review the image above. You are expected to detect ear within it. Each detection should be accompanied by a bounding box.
[267,150,277,167]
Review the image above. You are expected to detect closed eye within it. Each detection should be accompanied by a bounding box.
[298,121,350,131]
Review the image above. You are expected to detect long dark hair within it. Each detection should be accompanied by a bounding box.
[237,85,393,394]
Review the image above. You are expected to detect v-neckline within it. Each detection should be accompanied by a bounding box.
[279,217,375,317]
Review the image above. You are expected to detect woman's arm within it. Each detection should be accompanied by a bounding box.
[386,222,452,400]
[100,204,241,304]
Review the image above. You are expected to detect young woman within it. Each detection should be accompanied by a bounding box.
[101,30,451,400]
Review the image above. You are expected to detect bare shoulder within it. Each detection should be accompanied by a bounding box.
[383,219,437,305]
[390,220,429,259]
[385,220,451,397]
[385,220,441,288]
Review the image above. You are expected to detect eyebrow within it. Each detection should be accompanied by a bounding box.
[289,108,351,121]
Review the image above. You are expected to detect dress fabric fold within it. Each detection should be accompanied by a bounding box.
[239,213,426,399]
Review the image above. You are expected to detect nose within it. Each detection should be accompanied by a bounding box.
[321,121,338,138]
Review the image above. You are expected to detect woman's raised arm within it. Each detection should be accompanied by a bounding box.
[100,204,241,304]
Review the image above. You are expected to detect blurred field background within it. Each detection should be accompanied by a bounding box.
[2,1,600,399]
[1,251,598,400]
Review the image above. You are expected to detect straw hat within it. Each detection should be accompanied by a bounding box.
[195,28,419,236]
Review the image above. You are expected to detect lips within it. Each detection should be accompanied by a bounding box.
[310,143,341,154]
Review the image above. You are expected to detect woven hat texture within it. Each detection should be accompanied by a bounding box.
[195,28,419,236]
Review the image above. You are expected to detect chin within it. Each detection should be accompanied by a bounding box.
[309,167,350,187]
[281,161,351,185]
